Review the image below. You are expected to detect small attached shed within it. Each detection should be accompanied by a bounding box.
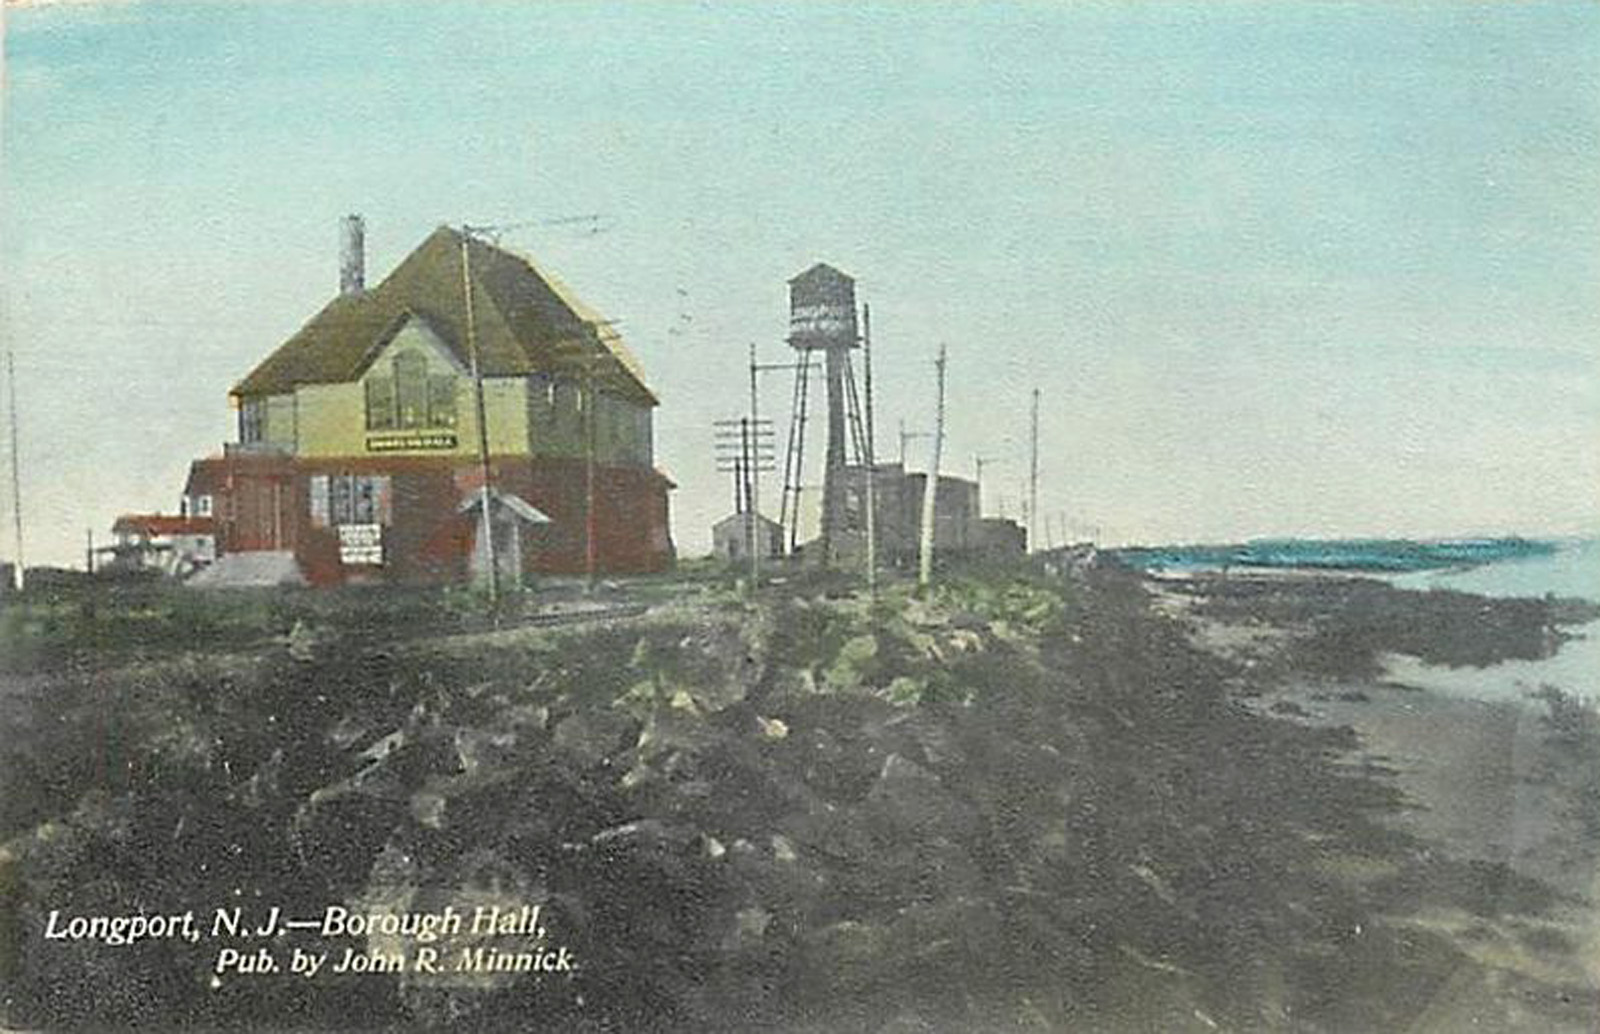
[459,489,552,587]
[712,512,783,563]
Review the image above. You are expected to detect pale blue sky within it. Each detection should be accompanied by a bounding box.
[3,0,1598,565]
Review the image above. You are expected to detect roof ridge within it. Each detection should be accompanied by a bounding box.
[232,225,657,405]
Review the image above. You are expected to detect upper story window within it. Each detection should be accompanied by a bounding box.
[240,398,264,443]
[366,351,456,431]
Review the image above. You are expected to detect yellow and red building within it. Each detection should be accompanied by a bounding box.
[181,222,673,586]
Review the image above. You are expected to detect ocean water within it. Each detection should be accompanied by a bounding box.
[1378,539,1600,704]
[1385,538,1600,601]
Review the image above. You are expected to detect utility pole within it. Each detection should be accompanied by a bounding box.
[459,229,500,611]
[899,419,932,467]
[862,304,878,602]
[741,417,753,579]
[455,217,605,602]
[918,345,948,590]
[715,415,775,579]
[973,455,998,518]
[748,344,761,585]
[1029,387,1040,554]
[5,345,22,591]
[584,351,597,592]
[543,329,610,593]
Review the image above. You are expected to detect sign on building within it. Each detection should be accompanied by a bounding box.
[338,523,383,566]
[367,433,458,452]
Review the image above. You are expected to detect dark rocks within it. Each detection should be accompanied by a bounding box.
[4,565,1571,1033]
[863,754,979,843]
[551,709,636,770]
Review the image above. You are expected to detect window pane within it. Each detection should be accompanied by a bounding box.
[374,476,392,525]
[330,475,352,525]
[428,374,457,427]
[366,378,395,430]
[308,477,329,527]
[353,477,376,523]
[394,353,427,429]
[241,400,263,442]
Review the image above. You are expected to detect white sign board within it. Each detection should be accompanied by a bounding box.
[338,523,383,566]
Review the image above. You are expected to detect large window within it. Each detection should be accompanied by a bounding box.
[308,474,391,527]
[366,352,456,431]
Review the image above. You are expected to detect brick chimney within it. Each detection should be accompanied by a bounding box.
[339,214,365,296]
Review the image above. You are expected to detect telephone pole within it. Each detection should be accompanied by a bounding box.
[973,454,998,518]
[5,345,22,591]
[715,413,775,583]
[1028,387,1040,554]
[459,230,499,610]
[584,352,597,591]
[862,304,878,602]
[898,419,931,466]
[749,344,761,585]
[545,325,616,593]
[918,345,948,589]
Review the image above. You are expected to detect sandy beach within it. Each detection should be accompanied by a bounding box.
[1161,570,1600,1028]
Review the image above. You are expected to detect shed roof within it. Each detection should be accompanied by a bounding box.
[457,489,552,524]
[233,227,656,405]
[113,514,216,537]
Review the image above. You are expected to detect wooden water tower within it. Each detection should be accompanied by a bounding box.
[779,263,869,563]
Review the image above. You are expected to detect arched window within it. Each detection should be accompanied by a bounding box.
[394,352,428,428]
[366,351,457,430]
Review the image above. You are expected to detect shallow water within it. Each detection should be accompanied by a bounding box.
[1385,538,1600,601]
[1380,539,1600,704]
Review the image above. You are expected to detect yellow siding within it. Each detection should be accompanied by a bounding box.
[295,319,529,459]
[263,394,297,447]
[525,376,584,459]
[296,378,530,459]
[277,318,653,465]
[525,376,653,466]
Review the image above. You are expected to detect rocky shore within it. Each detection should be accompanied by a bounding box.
[2,560,1597,1031]
[1157,569,1600,1028]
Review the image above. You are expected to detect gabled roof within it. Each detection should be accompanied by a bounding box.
[233,227,656,405]
[712,511,781,532]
